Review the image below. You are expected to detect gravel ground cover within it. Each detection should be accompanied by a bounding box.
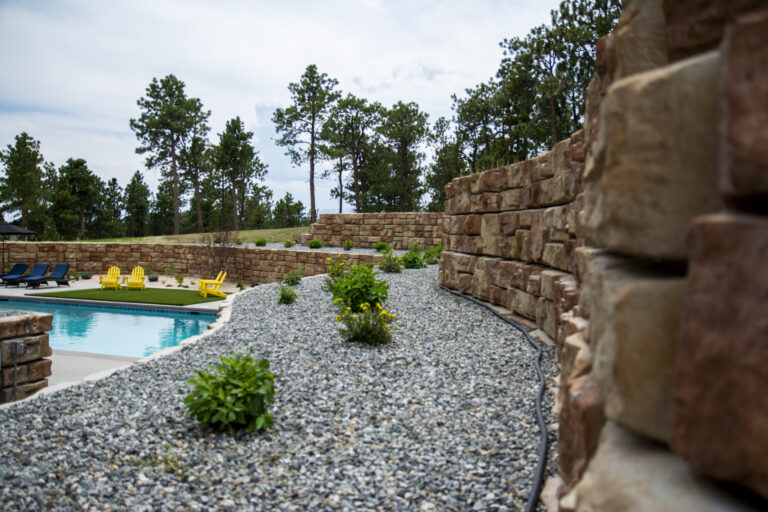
[243,242,408,256]
[0,266,558,511]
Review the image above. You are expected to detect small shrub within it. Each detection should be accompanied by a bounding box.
[166,265,175,276]
[277,285,297,304]
[175,274,184,285]
[378,249,403,273]
[336,302,397,344]
[148,275,159,282]
[342,239,353,251]
[307,239,323,249]
[322,255,347,292]
[80,271,93,280]
[234,235,244,245]
[402,250,426,269]
[236,280,245,291]
[184,353,275,433]
[373,241,391,253]
[69,272,80,281]
[422,243,442,265]
[283,240,295,248]
[283,270,303,287]
[331,264,389,313]
[255,238,267,247]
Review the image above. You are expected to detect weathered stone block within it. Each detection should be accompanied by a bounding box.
[540,269,570,301]
[590,261,686,443]
[671,213,768,500]
[580,51,723,260]
[559,332,592,386]
[481,167,506,192]
[558,373,605,488]
[0,333,51,367]
[463,215,482,235]
[500,188,523,210]
[506,162,525,188]
[0,312,53,340]
[1,358,51,386]
[0,379,48,403]
[499,211,519,236]
[507,288,537,319]
[451,253,477,274]
[720,9,768,201]
[564,421,760,512]
[542,243,568,270]
[480,214,501,257]
[664,0,766,62]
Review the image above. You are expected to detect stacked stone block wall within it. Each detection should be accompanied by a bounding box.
[4,243,381,287]
[0,311,53,403]
[303,212,443,249]
[441,0,768,509]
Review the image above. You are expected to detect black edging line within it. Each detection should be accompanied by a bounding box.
[439,285,548,512]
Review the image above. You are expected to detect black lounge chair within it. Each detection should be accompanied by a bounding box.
[0,263,28,281]
[24,263,71,288]
[5,263,48,287]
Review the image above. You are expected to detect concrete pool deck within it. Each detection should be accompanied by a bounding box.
[0,275,239,406]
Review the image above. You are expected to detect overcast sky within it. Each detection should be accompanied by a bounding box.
[0,0,560,215]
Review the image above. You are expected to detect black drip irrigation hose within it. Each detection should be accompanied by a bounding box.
[439,285,549,512]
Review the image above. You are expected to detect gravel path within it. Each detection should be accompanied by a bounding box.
[0,267,558,511]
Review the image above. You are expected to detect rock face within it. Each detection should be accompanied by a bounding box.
[670,213,768,500]
[558,373,605,488]
[580,51,723,260]
[663,0,767,62]
[589,259,686,443]
[563,421,762,512]
[719,9,768,203]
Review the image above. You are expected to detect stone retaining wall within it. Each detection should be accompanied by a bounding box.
[302,212,443,249]
[0,311,53,403]
[440,0,768,509]
[4,243,381,286]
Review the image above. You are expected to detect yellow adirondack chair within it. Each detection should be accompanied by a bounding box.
[126,266,145,290]
[199,271,226,298]
[99,266,120,290]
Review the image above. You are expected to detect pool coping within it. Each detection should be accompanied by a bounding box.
[0,294,221,315]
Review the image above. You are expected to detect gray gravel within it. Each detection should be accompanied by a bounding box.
[243,242,407,256]
[0,266,558,511]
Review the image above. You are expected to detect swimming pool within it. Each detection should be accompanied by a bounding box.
[0,300,217,358]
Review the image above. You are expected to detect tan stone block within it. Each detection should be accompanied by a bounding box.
[579,51,723,260]
[480,167,506,192]
[0,313,53,341]
[590,261,686,443]
[532,150,554,181]
[566,422,758,512]
[451,253,477,274]
[508,288,537,319]
[480,214,501,257]
[456,273,473,294]
[0,379,47,403]
[499,211,519,236]
[470,194,483,213]
[535,297,557,339]
[500,188,523,210]
[532,173,576,207]
[469,172,483,194]
[552,138,570,177]
[506,162,525,188]
[463,214,482,235]
[540,269,570,301]
[559,332,592,384]
[542,243,568,270]
[471,257,496,301]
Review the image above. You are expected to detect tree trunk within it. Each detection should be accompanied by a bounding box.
[550,96,558,149]
[231,177,239,232]
[171,142,180,235]
[194,173,203,233]
[338,156,343,214]
[353,156,360,214]
[309,123,317,223]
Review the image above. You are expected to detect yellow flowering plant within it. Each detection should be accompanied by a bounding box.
[322,255,348,292]
[336,302,397,344]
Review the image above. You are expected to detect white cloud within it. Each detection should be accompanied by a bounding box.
[0,0,559,214]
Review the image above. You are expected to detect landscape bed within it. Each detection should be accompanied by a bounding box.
[1,267,558,511]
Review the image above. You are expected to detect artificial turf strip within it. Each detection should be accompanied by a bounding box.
[30,288,225,306]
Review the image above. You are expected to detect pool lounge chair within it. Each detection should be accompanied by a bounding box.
[126,266,145,291]
[5,263,49,287]
[23,263,71,288]
[199,271,226,298]
[1,263,29,280]
[99,266,120,290]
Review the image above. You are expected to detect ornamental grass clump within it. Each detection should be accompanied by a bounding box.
[184,353,275,433]
[277,285,298,304]
[331,264,388,313]
[378,249,403,273]
[336,302,397,344]
[374,241,391,253]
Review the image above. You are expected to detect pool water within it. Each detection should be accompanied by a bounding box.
[0,300,217,358]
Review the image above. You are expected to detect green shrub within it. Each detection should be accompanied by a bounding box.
[80,271,93,280]
[422,243,442,265]
[322,255,347,292]
[283,240,295,248]
[236,280,245,291]
[342,239,353,251]
[401,249,426,269]
[373,241,391,253]
[307,239,323,249]
[277,285,297,304]
[336,302,397,344]
[234,235,244,245]
[283,269,303,286]
[166,265,175,276]
[255,238,267,247]
[148,275,159,282]
[378,249,403,273]
[331,264,389,313]
[175,274,184,285]
[184,353,274,433]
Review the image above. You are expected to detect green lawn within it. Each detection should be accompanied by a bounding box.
[31,288,225,306]
[83,226,309,244]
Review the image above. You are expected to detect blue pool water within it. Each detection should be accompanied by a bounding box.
[0,300,217,358]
